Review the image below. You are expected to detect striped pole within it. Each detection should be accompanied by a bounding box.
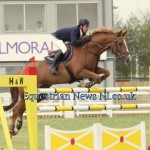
[38,104,150,111]
[38,86,150,93]
[0,99,13,150]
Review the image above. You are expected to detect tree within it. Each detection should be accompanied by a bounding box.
[114,11,150,79]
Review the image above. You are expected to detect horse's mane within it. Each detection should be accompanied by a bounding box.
[92,27,119,35]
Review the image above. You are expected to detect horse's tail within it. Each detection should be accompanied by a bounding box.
[3,87,19,111]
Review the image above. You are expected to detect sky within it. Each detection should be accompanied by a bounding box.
[113,0,150,21]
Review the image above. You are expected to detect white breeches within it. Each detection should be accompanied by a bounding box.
[51,36,67,54]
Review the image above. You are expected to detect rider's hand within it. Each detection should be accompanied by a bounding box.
[83,35,92,42]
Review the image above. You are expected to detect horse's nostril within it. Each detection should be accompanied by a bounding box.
[125,55,131,65]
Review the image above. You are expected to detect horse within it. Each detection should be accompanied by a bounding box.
[3,28,131,136]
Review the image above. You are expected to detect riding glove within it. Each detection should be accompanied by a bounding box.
[83,35,92,42]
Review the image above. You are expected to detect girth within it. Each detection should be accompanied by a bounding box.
[61,61,78,83]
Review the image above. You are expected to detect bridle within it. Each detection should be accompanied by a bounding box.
[82,34,130,71]
[83,35,130,60]
[111,37,130,59]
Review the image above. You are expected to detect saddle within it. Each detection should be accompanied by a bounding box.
[44,44,77,82]
[44,44,73,64]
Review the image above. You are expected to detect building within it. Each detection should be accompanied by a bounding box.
[0,0,114,87]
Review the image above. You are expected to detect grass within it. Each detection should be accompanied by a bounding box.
[0,115,150,150]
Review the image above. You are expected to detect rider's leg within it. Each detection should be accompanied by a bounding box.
[50,50,64,74]
[50,39,67,74]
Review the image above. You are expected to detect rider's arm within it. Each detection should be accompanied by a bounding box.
[70,29,86,46]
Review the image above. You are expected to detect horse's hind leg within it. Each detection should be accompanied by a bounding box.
[16,105,25,134]
[9,87,24,136]
[10,100,25,136]
[9,105,19,136]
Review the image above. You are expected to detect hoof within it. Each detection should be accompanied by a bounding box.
[85,81,95,88]
[16,120,22,130]
[9,125,15,136]
[9,130,17,136]
[78,81,86,87]
[10,129,19,136]
[101,75,106,81]
[9,124,18,136]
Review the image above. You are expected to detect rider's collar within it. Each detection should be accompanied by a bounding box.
[80,28,83,37]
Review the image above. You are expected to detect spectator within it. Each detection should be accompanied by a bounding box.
[36,20,43,31]
[4,24,9,31]
[17,24,23,31]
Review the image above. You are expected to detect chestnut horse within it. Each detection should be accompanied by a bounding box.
[4,28,131,136]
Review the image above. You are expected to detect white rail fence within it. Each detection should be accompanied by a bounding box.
[0,91,150,118]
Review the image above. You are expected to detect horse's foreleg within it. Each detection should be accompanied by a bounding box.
[95,67,110,82]
[77,69,101,88]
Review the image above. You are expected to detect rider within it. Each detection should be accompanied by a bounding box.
[50,18,91,75]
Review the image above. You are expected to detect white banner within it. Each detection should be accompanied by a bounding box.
[0,34,107,61]
[0,34,57,61]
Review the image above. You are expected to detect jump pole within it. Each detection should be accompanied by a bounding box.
[38,86,150,93]
[25,66,37,150]
[0,67,37,150]
[39,104,150,111]
[0,99,13,150]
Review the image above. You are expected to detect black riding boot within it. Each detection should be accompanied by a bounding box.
[50,50,64,75]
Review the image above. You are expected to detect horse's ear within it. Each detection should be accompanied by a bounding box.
[117,29,127,37]
[117,30,123,37]
[121,29,127,36]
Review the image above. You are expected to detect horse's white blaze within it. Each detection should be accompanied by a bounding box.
[123,39,131,64]
[123,39,129,52]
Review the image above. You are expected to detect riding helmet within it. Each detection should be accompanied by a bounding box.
[78,19,89,27]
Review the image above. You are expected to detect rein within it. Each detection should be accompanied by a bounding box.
[82,35,130,69]
[82,36,103,70]
[82,39,103,57]
[82,34,130,68]
[84,36,129,58]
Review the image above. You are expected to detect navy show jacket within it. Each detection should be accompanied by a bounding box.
[52,26,86,46]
